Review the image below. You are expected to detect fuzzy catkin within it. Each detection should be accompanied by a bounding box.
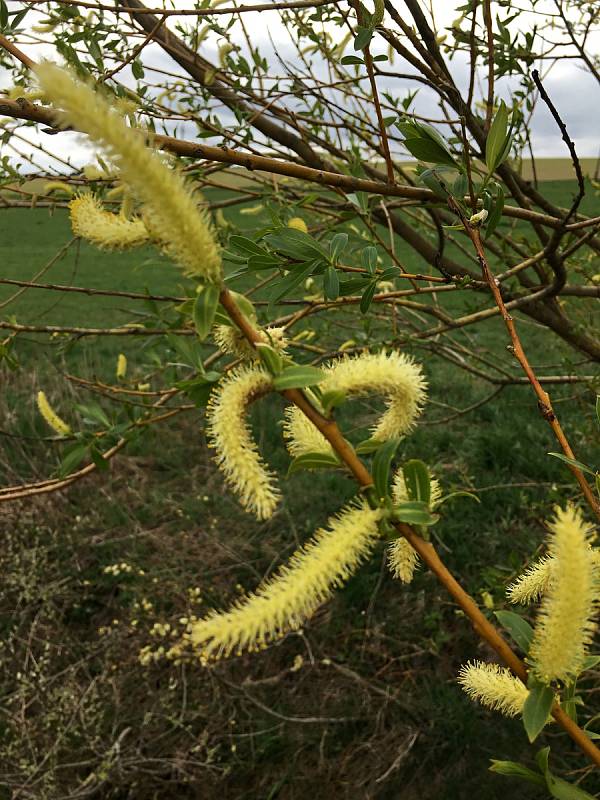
[70,195,150,250]
[458,661,528,717]
[37,391,71,436]
[388,470,441,583]
[283,351,427,457]
[35,62,222,283]
[529,505,598,684]
[206,365,279,520]
[188,502,383,660]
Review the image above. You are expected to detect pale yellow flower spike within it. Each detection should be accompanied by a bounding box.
[70,195,150,251]
[189,502,383,660]
[458,661,528,718]
[322,351,427,443]
[388,470,441,583]
[214,325,288,361]
[283,405,332,457]
[37,391,71,436]
[529,505,598,684]
[116,353,127,380]
[283,351,427,458]
[35,62,222,283]
[507,556,554,605]
[206,365,279,520]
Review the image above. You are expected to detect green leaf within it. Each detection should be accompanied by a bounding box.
[595,395,599,428]
[535,746,550,775]
[486,100,509,173]
[58,443,88,478]
[256,343,283,376]
[372,438,401,499]
[75,403,110,428]
[547,452,595,476]
[264,228,327,261]
[321,389,347,415]
[488,760,546,787]
[361,246,378,275]
[360,281,377,314]
[193,285,219,341]
[435,490,481,507]
[340,55,364,66]
[229,235,269,257]
[90,445,109,472]
[522,684,554,743]
[402,459,431,504]
[266,260,317,310]
[353,26,374,51]
[546,774,597,800]
[0,1,8,29]
[247,255,280,271]
[581,654,600,671]
[287,451,341,476]
[355,437,382,455]
[273,365,326,391]
[131,59,145,79]
[495,610,534,653]
[329,232,348,263]
[323,265,340,300]
[403,138,456,168]
[392,501,439,526]
[484,185,505,239]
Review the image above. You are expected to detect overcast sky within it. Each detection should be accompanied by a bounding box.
[2,0,599,172]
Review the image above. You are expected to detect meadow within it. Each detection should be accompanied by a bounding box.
[0,180,598,799]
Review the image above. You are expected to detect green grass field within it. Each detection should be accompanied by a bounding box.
[0,183,599,799]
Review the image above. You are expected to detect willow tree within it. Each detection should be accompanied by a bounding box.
[1,0,600,795]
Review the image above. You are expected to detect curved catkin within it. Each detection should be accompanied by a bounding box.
[283,405,332,457]
[206,366,279,520]
[188,503,383,660]
[283,351,427,457]
[35,62,222,284]
[388,469,441,583]
[70,195,150,250]
[37,391,71,436]
[458,661,528,718]
[529,505,598,684]
[322,351,427,443]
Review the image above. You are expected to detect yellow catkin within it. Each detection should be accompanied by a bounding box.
[283,351,427,457]
[529,505,598,684]
[287,217,308,233]
[116,353,127,379]
[507,556,554,605]
[458,661,528,718]
[188,502,383,660]
[388,470,441,583]
[283,405,332,457]
[322,352,427,442]
[508,550,600,605]
[213,325,287,361]
[35,62,222,283]
[69,195,150,250]
[37,391,71,436]
[44,181,75,195]
[206,366,279,520]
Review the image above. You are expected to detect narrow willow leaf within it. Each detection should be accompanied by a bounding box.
[495,610,534,654]
[372,438,401,499]
[402,459,431,504]
[392,501,439,526]
[273,365,325,391]
[522,684,554,743]
[193,285,219,341]
[547,452,595,476]
[488,760,545,787]
[486,100,509,173]
[287,451,341,476]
